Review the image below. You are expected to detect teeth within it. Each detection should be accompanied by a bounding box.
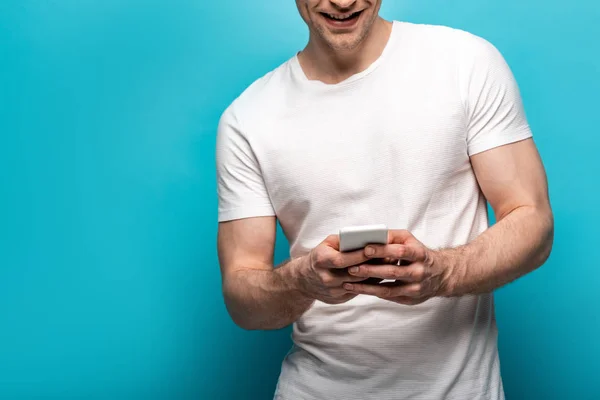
[327,12,355,20]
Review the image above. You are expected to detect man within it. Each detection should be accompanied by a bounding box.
[215,0,554,399]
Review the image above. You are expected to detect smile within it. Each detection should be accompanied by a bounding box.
[320,10,363,24]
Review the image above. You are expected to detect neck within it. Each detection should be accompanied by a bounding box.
[298,17,392,84]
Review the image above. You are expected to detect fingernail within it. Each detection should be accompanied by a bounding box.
[349,267,359,274]
[344,283,354,290]
[365,246,375,256]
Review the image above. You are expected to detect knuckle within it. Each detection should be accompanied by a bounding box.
[395,246,405,258]
[331,255,344,268]
[314,250,327,267]
[411,284,423,295]
[320,272,334,286]
[413,266,425,281]
[391,267,404,279]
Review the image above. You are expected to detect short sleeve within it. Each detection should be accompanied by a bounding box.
[215,105,275,222]
[461,35,533,156]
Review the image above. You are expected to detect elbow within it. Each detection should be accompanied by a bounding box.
[542,225,554,264]
[229,307,266,331]
[220,272,277,331]
[222,285,273,331]
[224,298,288,331]
[224,300,259,331]
[227,310,281,331]
[222,289,260,331]
[536,209,555,268]
[220,275,253,330]
[230,314,262,331]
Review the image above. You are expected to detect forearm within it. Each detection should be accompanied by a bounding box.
[439,205,554,296]
[223,258,315,330]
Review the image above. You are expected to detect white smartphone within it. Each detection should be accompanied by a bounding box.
[339,224,389,252]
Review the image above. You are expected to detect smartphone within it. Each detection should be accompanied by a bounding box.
[339,224,389,252]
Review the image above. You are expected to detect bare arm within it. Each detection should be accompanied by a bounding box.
[439,137,554,295]
[218,216,369,330]
[345,138,554,303]
[217,216,313,330]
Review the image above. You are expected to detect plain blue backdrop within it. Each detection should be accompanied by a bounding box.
[1,1,599,399]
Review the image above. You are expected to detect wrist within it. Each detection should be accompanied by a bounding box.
[280,256,315,302]
[433,247,466,297]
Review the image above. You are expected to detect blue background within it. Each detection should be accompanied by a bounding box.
[1,1,598,399]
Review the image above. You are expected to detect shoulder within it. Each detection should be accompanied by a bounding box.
[395,21,502,60]
[218,58,295,132]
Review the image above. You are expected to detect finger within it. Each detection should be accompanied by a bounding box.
[318,246,368,269]
[348,263,426,282]
[387,229,414,244]
[328,269,378,284]
[320,292,357,305]
[356,277,385,285]
[379,282,423,298]
[322,234,340,248]
[347,264,404,280]
[389,296,429,306]
[364,243,421,262]
[343,282,423,299]
[388,229,427,248]
[345,274,382,283]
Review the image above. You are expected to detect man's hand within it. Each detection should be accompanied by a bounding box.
[294,235,371,305]
[343,230,452,306]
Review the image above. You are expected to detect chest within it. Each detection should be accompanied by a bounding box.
[251,77,471,227]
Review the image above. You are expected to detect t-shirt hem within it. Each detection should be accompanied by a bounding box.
[273,384,503,400]
[467,127,533,156]
[218,206,276,222]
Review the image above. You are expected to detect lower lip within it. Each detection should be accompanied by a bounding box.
[322,12,362,29]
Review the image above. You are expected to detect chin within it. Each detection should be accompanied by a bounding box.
[314,24,369,51]
[315,14,376,51]
[328,38,363,51]
[325,30,369,51]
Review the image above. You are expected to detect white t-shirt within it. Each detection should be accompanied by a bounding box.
[216,21,532,400]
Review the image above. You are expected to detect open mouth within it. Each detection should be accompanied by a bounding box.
[320,10,363,25]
